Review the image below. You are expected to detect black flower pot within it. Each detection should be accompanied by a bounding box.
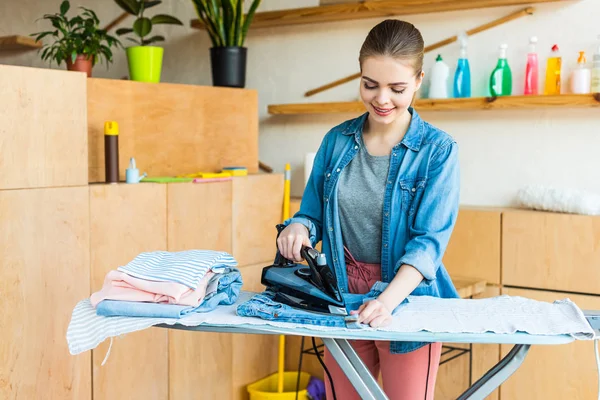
[210,46,247,88]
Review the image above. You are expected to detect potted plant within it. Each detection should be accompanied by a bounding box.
[191,0,262,88]
[114,0,183,83]
[31,0,121,77]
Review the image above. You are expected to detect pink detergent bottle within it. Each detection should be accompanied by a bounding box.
[524,36,539,95]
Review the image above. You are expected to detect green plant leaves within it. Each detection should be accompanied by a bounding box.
[151,14,183,25]
[60,0,70,15]
[114,0,140,15]
[191,0,262,48]
[142,35,165,45]
[133,17,152,37]
[143,1,162,9]
[116,28,134,36]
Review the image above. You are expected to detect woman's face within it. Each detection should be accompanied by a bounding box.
[359,55,423,125]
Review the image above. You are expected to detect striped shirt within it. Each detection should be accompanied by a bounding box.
[118,250,238,289]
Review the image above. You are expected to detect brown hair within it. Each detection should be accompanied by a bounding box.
[359,19,425,76]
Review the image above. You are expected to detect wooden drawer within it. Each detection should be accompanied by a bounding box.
[444,208,502,285]
[89,183,168,400]
[0,187,90,399]
[502,210,600,294]
[500,288,600,400]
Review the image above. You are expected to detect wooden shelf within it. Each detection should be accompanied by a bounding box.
[191,0,574,30]
[0,35,42,50]
[268,94,600,114]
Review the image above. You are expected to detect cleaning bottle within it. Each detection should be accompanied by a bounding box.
[429,54,449,98]
[591,36,600,93]
[544,44,562,95]
[570,51,591,94]
[489,44,512,96]
[453,32,471,98]
[524,36,539,95]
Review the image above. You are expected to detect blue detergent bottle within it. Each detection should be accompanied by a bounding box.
[453,32,471,98]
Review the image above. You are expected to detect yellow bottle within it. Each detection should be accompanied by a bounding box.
[544,44,562,95]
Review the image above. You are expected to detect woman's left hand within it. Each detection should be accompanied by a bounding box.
[351,299,393,328]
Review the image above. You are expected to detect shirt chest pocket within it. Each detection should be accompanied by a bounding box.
[399,178,427,216]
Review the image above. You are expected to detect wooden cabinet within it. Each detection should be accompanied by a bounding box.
[89,183,168,400]
[87,78,259,182]
[503,210,600,294]
[0,187,90,399]
[500,288,600,400]
[0,65,88,190]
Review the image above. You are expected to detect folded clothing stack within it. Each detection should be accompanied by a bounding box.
[91,250,242,318]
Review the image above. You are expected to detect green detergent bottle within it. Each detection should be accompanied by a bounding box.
[489,44,512,96]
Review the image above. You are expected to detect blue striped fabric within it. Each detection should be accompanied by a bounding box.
[117,250,238,289]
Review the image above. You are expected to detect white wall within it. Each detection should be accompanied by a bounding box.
[2,0,598,206]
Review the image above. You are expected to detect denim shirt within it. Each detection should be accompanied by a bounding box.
[285,109,461,354]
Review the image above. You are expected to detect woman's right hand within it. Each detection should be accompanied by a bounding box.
[277,223,311,262]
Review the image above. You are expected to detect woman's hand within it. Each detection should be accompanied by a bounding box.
[351,299,393,328]
[276,223,311,262]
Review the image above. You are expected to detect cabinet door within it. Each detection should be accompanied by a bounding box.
[167,181,232,253]
[503,210,600,294]
[232,174,284,266]
[232,262,280,400]
[90,184,168,400]
[167,180,235,399]
[444,208,502,285]
[0,187,90,399]
[500,288,600,400]
[0,65,87,189]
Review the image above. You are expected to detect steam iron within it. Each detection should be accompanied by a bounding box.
[261,224,347,316]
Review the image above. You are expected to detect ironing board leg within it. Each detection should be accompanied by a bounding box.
[321,338,388,400]
[457,344,531,400]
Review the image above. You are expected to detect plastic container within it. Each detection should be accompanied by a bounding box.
[544,44,562,95]
[570,51,591,94]
[453,32,471,98]
[524,36,539,95]
[104,121,119,184]
[591,36,600,93]
[429,54,449,99]
[247,371,311,400]
[489,44,512,96]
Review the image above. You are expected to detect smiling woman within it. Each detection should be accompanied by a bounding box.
[278,19,460,400]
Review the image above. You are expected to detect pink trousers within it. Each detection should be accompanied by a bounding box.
[323,248,442,400]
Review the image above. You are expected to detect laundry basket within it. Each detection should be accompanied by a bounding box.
[247,371,311,400]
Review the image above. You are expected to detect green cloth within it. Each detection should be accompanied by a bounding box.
[141,177,194,183]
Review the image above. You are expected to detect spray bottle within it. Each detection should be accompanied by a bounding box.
[489,44,512,96]
[591,36,600,93]
[570,51,591,94]
[544,44,562,95]
[453,32,471,98]
[524,36,539,95]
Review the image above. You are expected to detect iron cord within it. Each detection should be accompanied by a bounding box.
[425,343,432,400]
[313,337,337,400]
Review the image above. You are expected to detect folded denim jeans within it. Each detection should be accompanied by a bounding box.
[236,281,408,328]
[96,268,242,318]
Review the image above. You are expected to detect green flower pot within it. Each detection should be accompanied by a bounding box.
[126,46,164,83]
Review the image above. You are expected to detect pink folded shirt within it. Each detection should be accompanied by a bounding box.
[90,270,215,308]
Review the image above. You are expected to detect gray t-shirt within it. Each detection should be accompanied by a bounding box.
[338,144,390,263]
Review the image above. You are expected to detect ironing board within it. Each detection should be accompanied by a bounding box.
[156,311,600,400]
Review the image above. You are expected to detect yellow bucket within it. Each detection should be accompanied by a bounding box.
[247,371,312,400]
